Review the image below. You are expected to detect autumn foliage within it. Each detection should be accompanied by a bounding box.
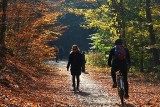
[0,0,73,106]
[0,0,159,106]
[0,0,67,105]
[4,0,66,67]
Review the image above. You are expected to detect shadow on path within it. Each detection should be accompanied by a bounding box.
[46,60,136,107]
[74,90,91,97]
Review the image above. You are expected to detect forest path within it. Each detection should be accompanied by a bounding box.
[46,60,120,107]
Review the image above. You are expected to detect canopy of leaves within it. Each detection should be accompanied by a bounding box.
[68,0,160,72]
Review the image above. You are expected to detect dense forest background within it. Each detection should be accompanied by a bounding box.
[49,13,94,57]
[61,0,160,75]
[0,0,160,77]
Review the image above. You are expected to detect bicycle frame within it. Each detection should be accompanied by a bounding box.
[119,73,123,89]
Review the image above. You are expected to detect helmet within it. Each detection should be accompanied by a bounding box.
[115,38,123,45]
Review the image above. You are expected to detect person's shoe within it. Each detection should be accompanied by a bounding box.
[72,87,76,91]
[112,83,117,88]
[76,87,79,91]
[72,84,76,91]
[124,94,129,99]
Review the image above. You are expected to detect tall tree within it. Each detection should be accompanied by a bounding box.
[67,0,160,71]
[120,0,125,41]
[146,0,159,66]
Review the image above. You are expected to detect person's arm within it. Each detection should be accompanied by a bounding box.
[126,48,131,66]
[67,53,72,71]
[80,53,84,66]
[108,49,114,67]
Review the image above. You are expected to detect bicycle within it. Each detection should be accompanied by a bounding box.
[117,71,124,106]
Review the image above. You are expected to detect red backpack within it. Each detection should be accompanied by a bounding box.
[114,45,126,60]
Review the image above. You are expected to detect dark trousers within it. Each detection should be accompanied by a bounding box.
[82,64,85,72]
[111,66,129,95]
[55,55,58,62]
[72,75,80,88]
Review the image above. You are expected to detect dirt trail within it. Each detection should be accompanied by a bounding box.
[46,60,120,107]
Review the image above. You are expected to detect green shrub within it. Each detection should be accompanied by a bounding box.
[86,52,107,67]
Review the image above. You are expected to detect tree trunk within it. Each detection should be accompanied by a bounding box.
[119,0,126,46]
[139,0,144,72]
[146,0,160,65]
[140,49,144,72]
[0,0,8,68]
[0,0,8,45]
[120,0,125,38]
[112,0,126,40]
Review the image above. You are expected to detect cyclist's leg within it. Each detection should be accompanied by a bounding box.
[121,66,129,97]
[111,67,118,88]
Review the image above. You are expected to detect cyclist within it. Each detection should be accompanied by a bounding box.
[108,38,131,99]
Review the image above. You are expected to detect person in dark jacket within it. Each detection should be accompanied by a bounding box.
[108,38,131,99]
[67,45,83,91]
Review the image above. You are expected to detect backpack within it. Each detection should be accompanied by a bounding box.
[114,45,126,60]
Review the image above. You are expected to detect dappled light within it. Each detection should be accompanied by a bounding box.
[0,0,159,106]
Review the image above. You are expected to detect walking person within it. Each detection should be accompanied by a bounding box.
[81,51,86,73]
[108,38,131,99]
[67,45,83,91]
[59,46,64,60]
[54,46,59,62]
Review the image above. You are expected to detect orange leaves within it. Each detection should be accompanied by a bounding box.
[1,0,71,106]
[5,0,67,68]
[0,56,79,106]
[33,12,62,28]
[87,67,160,107]
[125,74,160,106]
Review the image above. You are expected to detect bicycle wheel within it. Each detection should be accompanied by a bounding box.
[120,89,124,105]
[117,76,124,106]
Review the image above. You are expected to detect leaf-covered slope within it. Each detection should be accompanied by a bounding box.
[0,58,79,106]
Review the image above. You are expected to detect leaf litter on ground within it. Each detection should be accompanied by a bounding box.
[0,58,159,106]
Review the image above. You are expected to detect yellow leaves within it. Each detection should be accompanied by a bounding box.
[85,0,96,2]
[100,5,109,12]
[84,9,95,18]
[70,4,113,31]
[146,44,160,49]
[68,8,75,13]
[127,26,135,34]
[154,21,160,30]
[44,13,61,23]
[68,8,84,15]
